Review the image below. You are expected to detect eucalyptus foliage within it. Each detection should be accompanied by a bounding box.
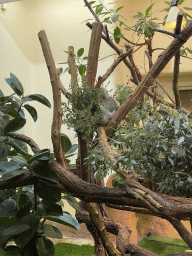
[113,86,192,197]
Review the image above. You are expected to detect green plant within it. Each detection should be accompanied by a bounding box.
[0,74,80,256]
[113,86,192,196]
[62,85,103,141]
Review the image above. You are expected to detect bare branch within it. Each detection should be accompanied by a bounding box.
[56,68,71,99]
[173,11,183,108]
[95,48,133,88]
[38,30,68,169]
[86,22,103,89]
[67,46,78,92]
[145,51,176,104]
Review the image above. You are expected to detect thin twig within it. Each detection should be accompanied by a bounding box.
[145,51,176,104]
[95,48,133,88]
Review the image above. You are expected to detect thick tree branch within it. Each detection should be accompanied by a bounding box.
[86,22,139,85]
[38,30,68,169]
[86,22,103,89]
[173,11,183,108]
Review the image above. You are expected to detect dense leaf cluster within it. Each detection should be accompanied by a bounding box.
[114,86,192,197]
[0,74,79,256]
[62,85,104,141]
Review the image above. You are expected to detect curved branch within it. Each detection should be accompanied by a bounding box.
[7,132,40,153]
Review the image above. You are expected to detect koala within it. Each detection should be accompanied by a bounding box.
[99,87,120,124]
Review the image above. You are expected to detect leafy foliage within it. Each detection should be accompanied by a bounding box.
[113,86,192,197]
[0,74,80,255]
[62,85,103,141]
[132,3,159,37]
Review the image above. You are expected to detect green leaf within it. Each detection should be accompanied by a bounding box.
[45,213,80,230]
[116,6,124,12]
[43,224,63,239]
[33,164,59,184]
[16,194,32,218]
[114,26,121,44]
[0,199,17,217]
[23,104,38,122]
[145,3,154,17]
[5,74,24,97]
[14,215,40,248]
[168,156,174,166]
[0,144,10,160]
[35,183,61,202]
[27,94,51,108]
[8,137,28,156]
[111,13,119,23]
[2,168,28,180]
[0,248,6,256]
[164,1,171,5]
[4,117,26,134]
[36,236,55,256]
[77,48,84,57]
[96,4,104,14]
[66,144,78,155]
[60,133,72,153]
[27,149,50,165]
[78,65,86,75]
[0,89,4,97]
[183,7,192,10]
[38,200,63,216]
[0,216,17,226]
[179,0,185,5]
[2,224,30,236]
[11,154,27,166]
[0,161,21,175]
[177,136,185,145]
[65,194,80,211]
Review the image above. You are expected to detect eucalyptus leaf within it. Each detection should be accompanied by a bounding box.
[111,13,119,23]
